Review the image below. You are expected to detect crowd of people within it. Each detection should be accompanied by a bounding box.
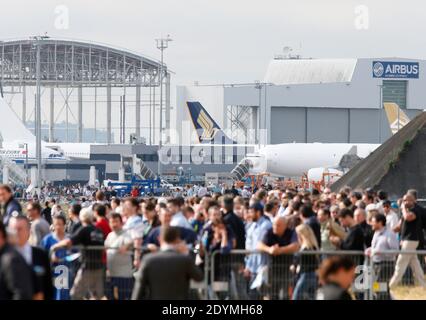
[1,181,426,300]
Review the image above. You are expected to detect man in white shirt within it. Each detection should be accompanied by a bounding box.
[167,198,192,230]
[383,200,399,232]
[122,197,144,268]
[105,213,134,300]
[365,213,399,300]
[122,198,143,232]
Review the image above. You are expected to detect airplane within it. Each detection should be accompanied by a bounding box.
[0,95,92,160]
[0,141,67,162]
[186,101,411,182]
[44,142,92,160]
[0,97,68,162]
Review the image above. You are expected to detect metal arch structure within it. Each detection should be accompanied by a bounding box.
[0,38,163,87]
[0,37,171,144]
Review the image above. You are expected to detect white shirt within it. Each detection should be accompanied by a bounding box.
[105,230,133,277]
[371,227,399,262]
[385,211,399,232]
[170,211,192,229]
[123,215,144,240]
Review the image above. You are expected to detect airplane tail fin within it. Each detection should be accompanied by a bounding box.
[384,102,410,135]
[186,101,236,144]
[0,96,36,143]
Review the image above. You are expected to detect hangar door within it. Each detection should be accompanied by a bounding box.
[383,80,407,109]
[270,107,307,144]
[349,109,381,143]
[307,108,349,143]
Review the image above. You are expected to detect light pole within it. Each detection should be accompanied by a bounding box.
[254,81,262,147]
[25,143,28,184]
[378,84,384,143]
[32,35,49,188]
[155,35,172,178]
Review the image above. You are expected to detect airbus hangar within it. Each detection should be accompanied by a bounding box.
[176,58,425,145]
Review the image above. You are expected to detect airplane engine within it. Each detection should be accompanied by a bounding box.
[307,167,343,185]
[246,153,268,175]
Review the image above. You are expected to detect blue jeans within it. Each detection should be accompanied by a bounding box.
[292,272,317,300]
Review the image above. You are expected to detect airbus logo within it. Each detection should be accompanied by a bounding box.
[372,61,419,79]
[373,62,384,77]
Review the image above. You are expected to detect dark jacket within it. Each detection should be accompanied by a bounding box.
[359,220,374,248]
[132,249,203,300]
[41,207,52,225]
[67,220,82,235]
[0,244,34,300]
[415,203,426,249]
[223,211,245,249]
[31,246,54,300]
[2,197,22,226]
[401,207,423,243]
[341,224,365,251]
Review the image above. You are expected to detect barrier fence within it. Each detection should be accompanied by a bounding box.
[207,250,367,300]
[49,246,426,300]
[369,250,426,300]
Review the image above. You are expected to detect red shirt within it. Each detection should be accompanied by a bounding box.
[95,218,111,238]
[131,189,139,197]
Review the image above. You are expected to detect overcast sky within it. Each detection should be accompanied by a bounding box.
[2,0,426,85]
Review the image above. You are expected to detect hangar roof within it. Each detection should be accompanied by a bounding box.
[263,58,357,85]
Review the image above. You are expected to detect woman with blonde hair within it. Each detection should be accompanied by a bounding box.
[292,223,320,300]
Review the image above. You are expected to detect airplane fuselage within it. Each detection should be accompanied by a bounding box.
[251,143,380,177]
[1,141,67,161]
[44,142,92,159]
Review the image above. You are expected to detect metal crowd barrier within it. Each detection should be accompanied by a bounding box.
[49,245,208,300]
[49,246,135,300]
[369,250,426,300]
[47,246,426,300]
[208,250,367,300]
